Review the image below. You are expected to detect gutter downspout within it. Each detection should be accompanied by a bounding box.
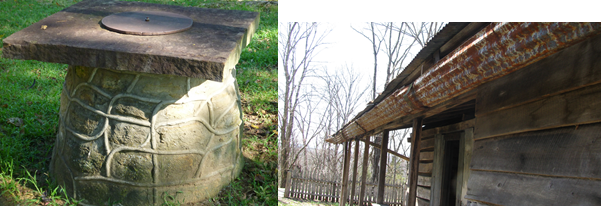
[327,22,601,144]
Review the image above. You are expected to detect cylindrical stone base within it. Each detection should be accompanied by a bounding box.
[50,66,243,205]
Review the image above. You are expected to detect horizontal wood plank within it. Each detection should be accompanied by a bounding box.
[379,90,477,133]
[466,170,601,206]
[418,175,431,187]
[475,82,601,139]
[422,119,475,137]
[419,134,436,141]
[466,200,495,206]
[417,186,431,200]
[421,138,435,150]
[419,151,434,161]
[417,197,430,206]
[419,162,433,174]
[471,122,601,179]
[477,34,601,116]
[361,139,410,161]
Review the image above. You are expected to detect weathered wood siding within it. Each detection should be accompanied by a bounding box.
[469,34,601,206]
[416,134,435,204]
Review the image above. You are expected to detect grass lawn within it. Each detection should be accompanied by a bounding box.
[0,0,277,205]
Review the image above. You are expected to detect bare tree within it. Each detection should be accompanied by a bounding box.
[351,22,445,184]
[352,23,389,183]
[320,64,368,129]
[378,22,418,84]
[288,90,327,175]
[351,23,387,100]
[305,64,368,180]
[278,22,330,188]
[404,22,446,48]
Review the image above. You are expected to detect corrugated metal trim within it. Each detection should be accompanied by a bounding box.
[346,23,472,125]
[327,22,601,144]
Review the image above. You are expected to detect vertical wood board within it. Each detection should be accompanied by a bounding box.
[377,130,390,204]
[408,118,424,206]
[359,136,371,206]
[339,141,351,206]
[457,128,474,206]
[430,134,445,206]
[351,139,360,204]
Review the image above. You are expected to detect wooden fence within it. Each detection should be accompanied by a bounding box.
[285,170,407,206]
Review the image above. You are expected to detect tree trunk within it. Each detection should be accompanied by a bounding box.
[279,140,289,188]
[371,133,382,183]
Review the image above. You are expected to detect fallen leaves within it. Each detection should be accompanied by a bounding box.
[35,114,44,125]
[254,173,264,183]
[7,117,23,127]
[40,191,51,205]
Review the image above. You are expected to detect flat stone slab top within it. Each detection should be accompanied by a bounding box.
[1,0,259,81]
[101,11,193,35]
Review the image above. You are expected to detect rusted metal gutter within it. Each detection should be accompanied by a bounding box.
[327,22,601,144]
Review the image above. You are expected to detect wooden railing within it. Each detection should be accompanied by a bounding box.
[285,170,407,206]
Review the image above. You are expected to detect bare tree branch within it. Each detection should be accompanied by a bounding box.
[278,22,330,188]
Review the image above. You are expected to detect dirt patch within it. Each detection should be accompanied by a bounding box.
[278,188,338,206]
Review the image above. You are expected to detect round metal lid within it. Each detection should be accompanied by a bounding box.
[101,11,193,36]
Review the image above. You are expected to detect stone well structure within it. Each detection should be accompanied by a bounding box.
[2,0,259,205]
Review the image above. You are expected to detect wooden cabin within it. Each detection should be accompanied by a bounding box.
[327,22,601,206]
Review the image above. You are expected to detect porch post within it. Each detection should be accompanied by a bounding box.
[359,136,371,206]
[350,138,360,205]
[376,130,390,204]
[408,117,423,206]
[340,141,352,206]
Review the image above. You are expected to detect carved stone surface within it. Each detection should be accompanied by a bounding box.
[50,65,244,205]
[1,0,259,81]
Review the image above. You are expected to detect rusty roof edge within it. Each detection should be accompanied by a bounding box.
[328,22,601,144]
[328,22,473,142]
[376,22,472,102]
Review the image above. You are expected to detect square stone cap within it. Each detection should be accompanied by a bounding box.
[1,0,259,82]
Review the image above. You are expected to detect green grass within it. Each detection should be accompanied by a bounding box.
[0,0,277,205]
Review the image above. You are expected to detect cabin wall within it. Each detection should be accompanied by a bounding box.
[416,133,435,206]
[419,120,474,206]
[467,34,601,205]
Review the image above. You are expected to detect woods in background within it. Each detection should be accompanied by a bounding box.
[278,22,445,193]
